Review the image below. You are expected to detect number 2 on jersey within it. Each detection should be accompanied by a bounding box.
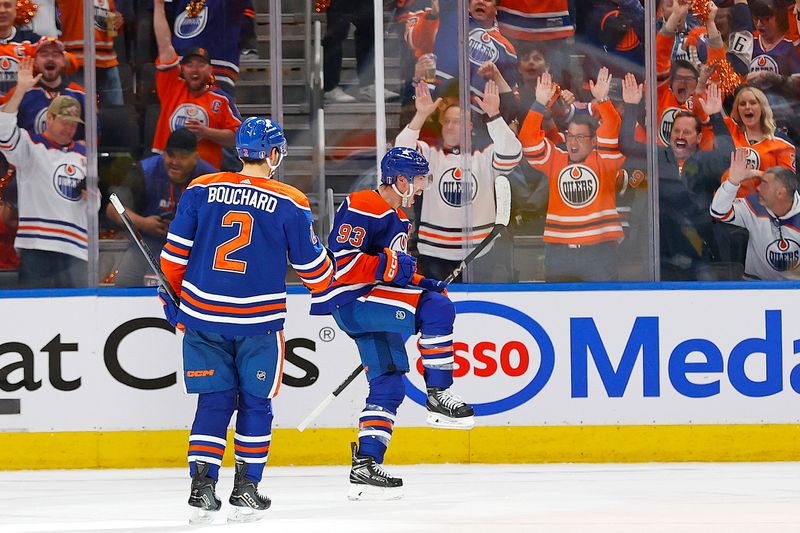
[213,211,253,273]
[336,224,366,247]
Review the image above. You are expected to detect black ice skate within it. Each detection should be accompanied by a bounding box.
[426,386,475,429]
[347,442,403,501]
[228,460,271,523]
[187,460,221,525]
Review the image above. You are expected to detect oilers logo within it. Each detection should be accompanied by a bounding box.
[766,238,800,272]
[174,6,209,39]
[169,104,209,131]
[93,0,111,31]
[742,147,760,170]
[0,56,19,93]
[659,107,682,145]
[558,165,598,208]
[439,167,478,207]
[52,163,86,201]
[389,231,409,253]
[468,29,500,66]
[34,108,48,134]
[750,55,779,74]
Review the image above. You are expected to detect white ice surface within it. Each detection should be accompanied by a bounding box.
[1,463,799,533]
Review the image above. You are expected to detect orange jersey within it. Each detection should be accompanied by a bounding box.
[520,100,626,245]
[400,10,439,57]
[722,117,797,197]
[0,41,31,97]
[496,0,575,41]
[57,0,118,68]
[153,55,242,169]
[656,31,724,150]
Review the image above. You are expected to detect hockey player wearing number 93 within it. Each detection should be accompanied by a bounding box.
[310,147,475,501]
[158,117,335,524]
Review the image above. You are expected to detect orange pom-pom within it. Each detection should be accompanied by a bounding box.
[314,0,331,12]
[690,0,710,24]
[14,0,38,27]
[185,0,206,18]
[709,59,745,97]
[684,26,707,48]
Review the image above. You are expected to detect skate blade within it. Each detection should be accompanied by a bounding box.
[227,506,268,523]
[347,483,403,501]
[188,506,218,525]
[426,412,475,430]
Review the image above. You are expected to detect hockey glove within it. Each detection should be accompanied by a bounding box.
[376,248,416,286]
[417,277,448,293]
[158,286,180,328]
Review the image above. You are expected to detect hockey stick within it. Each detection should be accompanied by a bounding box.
[109,193,179,305]
[296,176,513,431]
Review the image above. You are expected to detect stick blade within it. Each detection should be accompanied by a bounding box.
[494,175,512,226]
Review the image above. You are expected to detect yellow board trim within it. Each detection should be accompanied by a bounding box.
[2,425,800,470]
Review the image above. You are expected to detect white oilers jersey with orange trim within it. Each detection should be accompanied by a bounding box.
[310,189,422,316]
[394,116,521,261]
[0,111,89,260]
[160,172,334,336]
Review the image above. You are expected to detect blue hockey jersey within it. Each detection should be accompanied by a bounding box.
[310,189,418,316]
[161,171,334,335]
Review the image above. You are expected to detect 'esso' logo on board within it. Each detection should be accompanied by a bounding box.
[439,167,478,207]
[659,106,682,145]
[766,238,800,272]
[558,164,598,208]
[52,162,85,201]
[750,55,779,74]
[170,104,209,131]
[468,28,500,66]
[174,7,209,39]
[404,301,555,416]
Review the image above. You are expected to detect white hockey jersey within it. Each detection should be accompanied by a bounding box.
[394,116,521,261]
[711,179,800,280]
[0,111,89,261]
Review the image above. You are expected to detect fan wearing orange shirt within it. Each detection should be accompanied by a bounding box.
[722,85,796,197]
[519,68,626,282]
[657,0,726,150]
[152,0,240,170]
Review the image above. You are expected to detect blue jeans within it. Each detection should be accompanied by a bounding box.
[18,249,87,288]
[77,66,123,106]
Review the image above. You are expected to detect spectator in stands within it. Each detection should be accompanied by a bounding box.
[321,0,400,103]
[57,0,125,106]
[166,0,254,97]
[434,0,518,117]
[657,0,725,149]
[0,0,41,97]
[722,86,796,198]
[16,0,58,38]
[658,0,708,66]
[747,0,800,79]
[0,170,18,284]
[153,0,241,170]
[511,42,576,129]
[107,128,217,287]
[711,149,800,280]
[519,68,626,282]
[1,38,87,140]
[621,75,734,280]
[582,0,645,70]
[0,57,89,288]
[395,80,521,281]
[239,2,259,58]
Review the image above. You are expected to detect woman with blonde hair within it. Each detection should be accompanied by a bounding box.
[723,86,796,197]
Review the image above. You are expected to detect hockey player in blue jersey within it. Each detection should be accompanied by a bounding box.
[159,117,334,523]
[310,147,474,500]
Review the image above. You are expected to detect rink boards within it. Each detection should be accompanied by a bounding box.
[1,283,800,469]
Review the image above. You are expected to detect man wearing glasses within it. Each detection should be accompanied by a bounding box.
[519,68,626,282]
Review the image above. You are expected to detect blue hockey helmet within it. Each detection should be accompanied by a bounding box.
[235,117,287,162]
[380,147,429,185]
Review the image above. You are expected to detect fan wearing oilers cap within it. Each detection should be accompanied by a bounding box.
[158,116,334,524]
[310,146,475,502]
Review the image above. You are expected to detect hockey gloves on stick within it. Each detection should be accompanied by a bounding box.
[376,248,416,286]
[413,274,447,293]
[158,286,180,328]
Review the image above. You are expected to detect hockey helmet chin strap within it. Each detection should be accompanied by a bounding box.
[392,181,415,208]
[265,147,284,177]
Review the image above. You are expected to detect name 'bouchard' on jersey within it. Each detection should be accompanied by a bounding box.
[206,183,278,213]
